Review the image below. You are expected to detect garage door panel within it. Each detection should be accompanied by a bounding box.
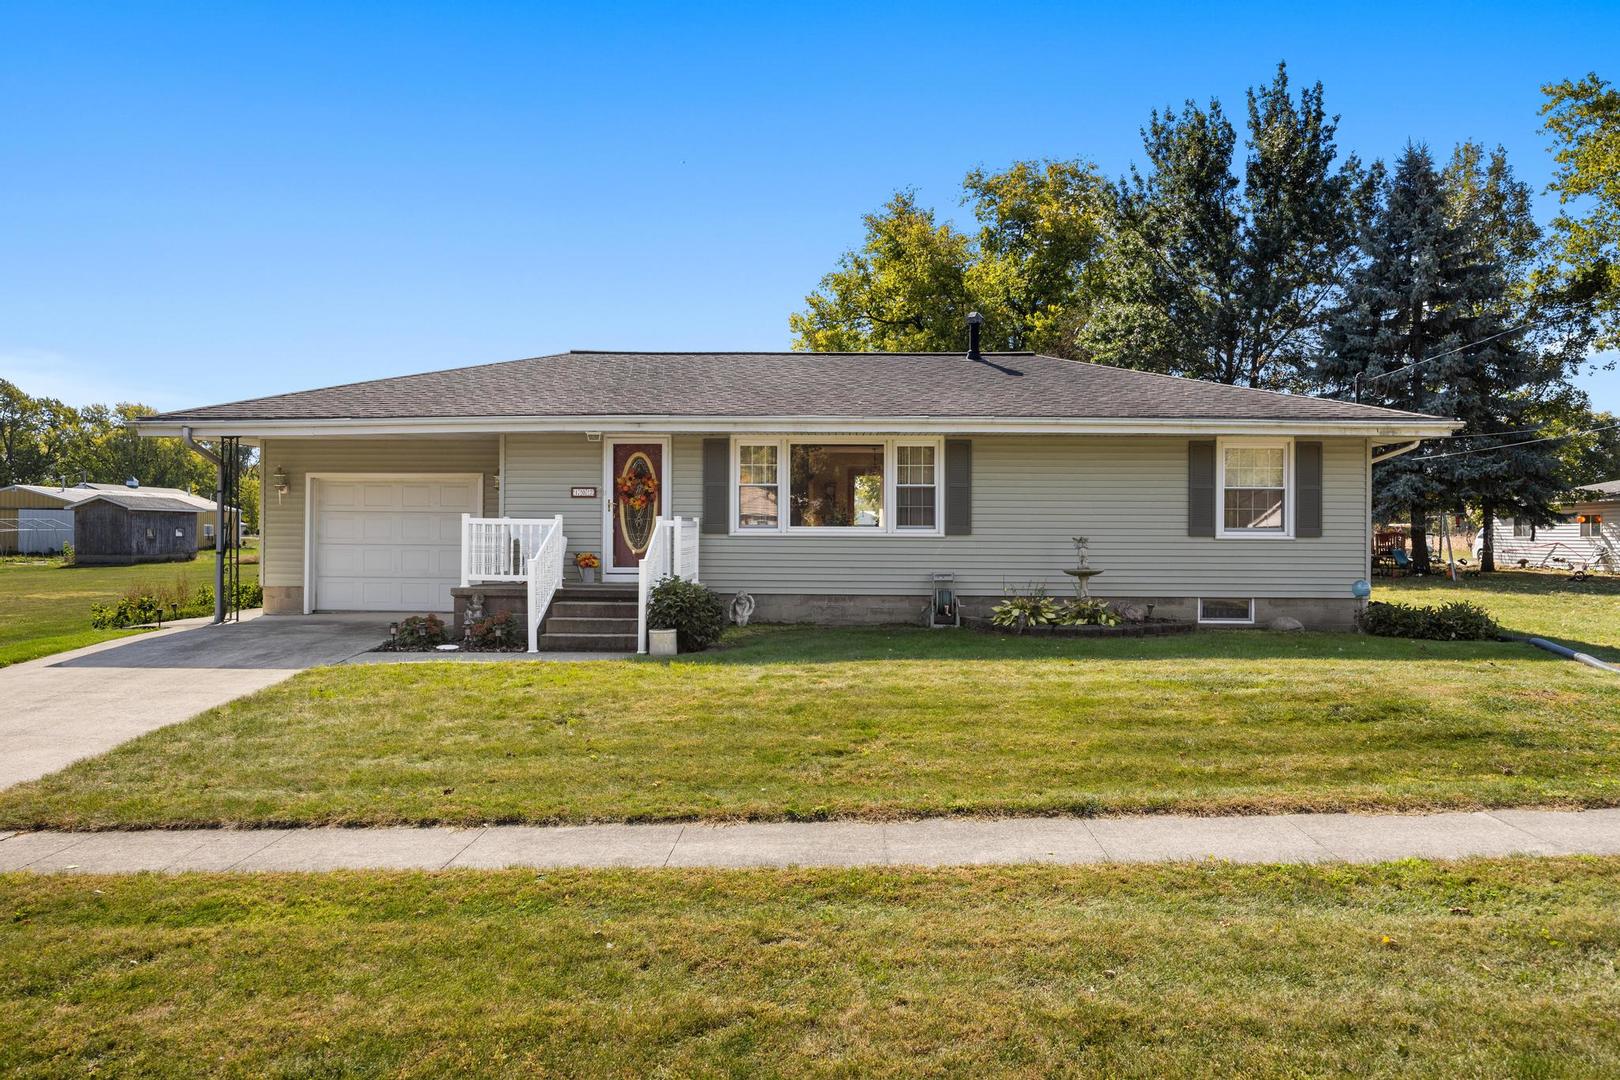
[319,512,365,542]
[321,483,360,509]
[361,484,400,509]
[399,516,440,543]
[438,485,475,512]
[312,476,479,612]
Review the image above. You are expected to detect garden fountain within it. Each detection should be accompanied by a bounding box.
[1063,536,1104,598]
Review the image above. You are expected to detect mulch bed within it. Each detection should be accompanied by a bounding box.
[961,617,1194,638]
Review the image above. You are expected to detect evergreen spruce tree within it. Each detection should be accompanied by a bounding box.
[1318,144,1572,573]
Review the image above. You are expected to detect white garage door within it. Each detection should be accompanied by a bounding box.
[312,477,479,612]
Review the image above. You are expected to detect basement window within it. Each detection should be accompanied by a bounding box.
[1198,598,1255,625]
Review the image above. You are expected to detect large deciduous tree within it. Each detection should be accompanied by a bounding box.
[790,161,1111,356]
[1082,63,1372,389]
[1542,72,1620,350]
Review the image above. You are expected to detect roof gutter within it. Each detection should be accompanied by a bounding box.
[137,415,1462,440]
[180,427,226,625]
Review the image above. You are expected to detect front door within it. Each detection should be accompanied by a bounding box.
[605,439,667,576]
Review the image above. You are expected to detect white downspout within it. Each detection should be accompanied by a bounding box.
[1371,440,1422,464]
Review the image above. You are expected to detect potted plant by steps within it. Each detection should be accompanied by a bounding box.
[574,551,600,585]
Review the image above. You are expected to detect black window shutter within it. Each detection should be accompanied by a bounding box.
[701,438,729,534]
[1188,440,1216,537]
[944,439,971,535]
[1295,441,1323,538]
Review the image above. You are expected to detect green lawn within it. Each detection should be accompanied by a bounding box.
[3,619,1616,829]
[0,547,259,668]
[1378,568,1620,661]
[4,858,1618,1077]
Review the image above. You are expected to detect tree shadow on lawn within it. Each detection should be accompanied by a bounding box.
[673,625,1588,666]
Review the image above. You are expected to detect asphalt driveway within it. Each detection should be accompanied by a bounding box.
[0,614,387,788]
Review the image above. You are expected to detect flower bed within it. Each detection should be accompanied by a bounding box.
[963,616,1194,638]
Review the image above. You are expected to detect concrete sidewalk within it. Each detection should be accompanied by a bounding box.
[2,808,1616,873]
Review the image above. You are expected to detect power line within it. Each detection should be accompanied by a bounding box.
[1359,321,1529,386]
[1406,421,1620,461]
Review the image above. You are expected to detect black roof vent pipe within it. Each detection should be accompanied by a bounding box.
[966,311,983,360]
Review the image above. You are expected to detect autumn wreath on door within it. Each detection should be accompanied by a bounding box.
[615,452,661,557]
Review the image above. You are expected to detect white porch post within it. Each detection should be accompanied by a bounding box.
[459,513,471,587]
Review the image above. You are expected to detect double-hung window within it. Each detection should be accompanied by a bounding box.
[1216,438,1292,538]
[736,443,780,529]
[1580,514,1604,539]
[731,437,942,536]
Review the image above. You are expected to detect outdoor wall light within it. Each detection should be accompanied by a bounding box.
[271,466,290,502]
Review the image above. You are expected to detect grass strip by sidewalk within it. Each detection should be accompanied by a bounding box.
[1,627,1616,830]
[4,857,1619,1077]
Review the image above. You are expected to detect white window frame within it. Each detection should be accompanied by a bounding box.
[1198,597,1256,625]
[1214,436,1295,540]
[728,435,945,537]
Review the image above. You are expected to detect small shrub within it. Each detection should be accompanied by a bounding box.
[1056,598,1121,627]
[393,614,448,649]
[990,586,1058,630]
[60,542,75,566]
[467,610,523,649]
[647,577,726,652]
[1359,600,1500,641]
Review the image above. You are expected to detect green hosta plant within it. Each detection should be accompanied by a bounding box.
[1057,598,1121,626]
[990,590,1059,630]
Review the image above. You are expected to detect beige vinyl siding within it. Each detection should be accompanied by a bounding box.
[666,434,1369,599]
[501,433,605,566]
[258,437,499,589]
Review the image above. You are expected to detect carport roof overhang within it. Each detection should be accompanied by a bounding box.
[134,414,1462,440]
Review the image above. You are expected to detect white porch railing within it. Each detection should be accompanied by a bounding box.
[636,515,701,654]
[525,517,567,653]
[462,515,554,585]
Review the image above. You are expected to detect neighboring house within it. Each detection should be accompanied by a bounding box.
[0,481,238,557]
[1474,479,1620,571]
[136,346,1454,645]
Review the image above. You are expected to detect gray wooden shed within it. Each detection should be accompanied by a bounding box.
[72,493,202,565]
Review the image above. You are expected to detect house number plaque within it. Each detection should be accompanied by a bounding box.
[570,486,598,498]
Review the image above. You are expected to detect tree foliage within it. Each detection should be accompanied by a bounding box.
[1317,144,1578,571]
[790,162,1111,356]
[1542,72,1620,350]
[1081,63,1373,389]
[0,380,257,527]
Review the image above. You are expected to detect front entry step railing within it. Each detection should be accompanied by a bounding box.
[636,515,700,653]
[462,516,557,585]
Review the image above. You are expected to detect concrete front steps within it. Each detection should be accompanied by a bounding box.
[538,585,639,652]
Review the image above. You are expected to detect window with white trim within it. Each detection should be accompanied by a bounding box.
[736,443,780,529]
[1217,438,1292,538]
[1512,517,1532,539]
[731,437,943,536]
[1198,597,1255,624]
[1580,514,1603,538]
[894,443,938,529]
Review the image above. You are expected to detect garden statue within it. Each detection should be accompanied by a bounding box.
[1063,536,1104,599]
[730,591,756,626]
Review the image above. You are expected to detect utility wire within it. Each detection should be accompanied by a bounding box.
[1403,421,1620,461]
[1359,322,1529,385]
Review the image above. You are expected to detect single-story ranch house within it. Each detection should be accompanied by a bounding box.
[1475,478,1618,571]
[136,345,1455,648]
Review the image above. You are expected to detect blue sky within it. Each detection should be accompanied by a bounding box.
[2,1,1617,413]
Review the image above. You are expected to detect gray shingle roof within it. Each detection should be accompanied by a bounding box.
[76,493,207,513]
[153,351,1444,424]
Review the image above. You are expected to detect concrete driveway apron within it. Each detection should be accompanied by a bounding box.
[0,613,386,788]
